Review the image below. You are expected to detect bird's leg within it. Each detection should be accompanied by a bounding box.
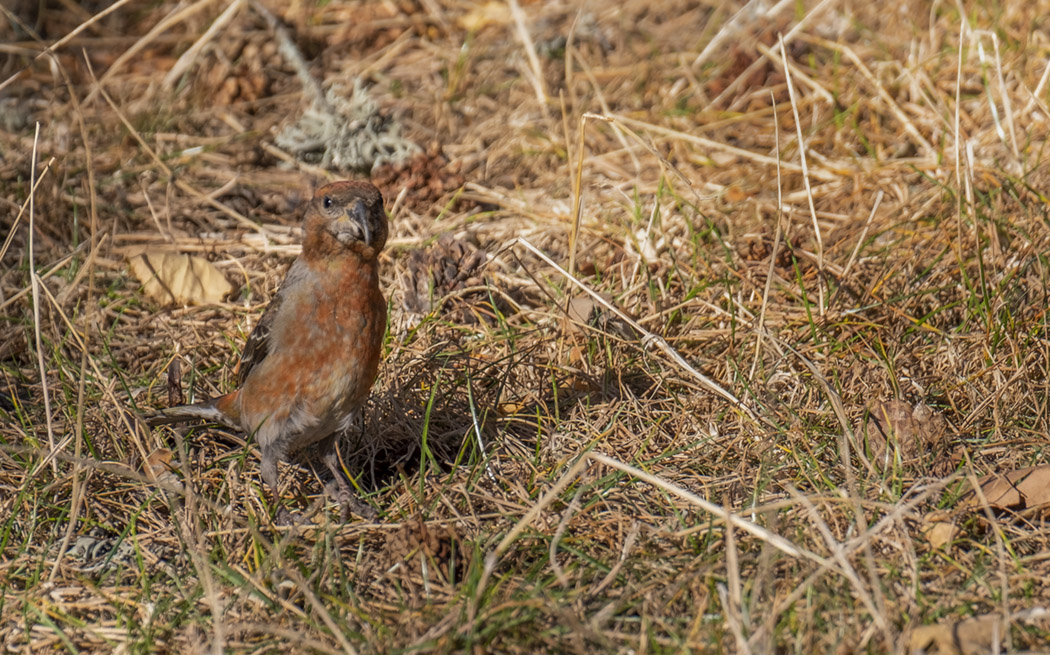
[320,437,376,521]
[261,444,294,525]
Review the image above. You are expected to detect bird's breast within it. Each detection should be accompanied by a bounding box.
[237,260,386,450]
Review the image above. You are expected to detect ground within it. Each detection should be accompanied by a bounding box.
[2,0,1050,653]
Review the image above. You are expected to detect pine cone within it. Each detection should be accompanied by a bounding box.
[373,144,465,213]
[401,233,487,321]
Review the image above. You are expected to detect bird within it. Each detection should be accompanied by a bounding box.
[147,180,388,522]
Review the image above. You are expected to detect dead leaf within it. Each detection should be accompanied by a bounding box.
[920,511,958,550]
[457,2,511,32]
[709,150,738,166]
[143,448,173,483]
[143,447,183,497]
[909,613,1006,655]
[627,227,664,264]
[909,607,1049,654]
[858,399,946,471]
[498,402,524,415]
[566,295,597,329]
[724,185,749,203]
[127,249,233,306]
[564,294,637,340]
[963,465,1050,514]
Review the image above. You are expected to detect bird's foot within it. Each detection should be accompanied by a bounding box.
[324,479,377,522]
[274,507,298,526]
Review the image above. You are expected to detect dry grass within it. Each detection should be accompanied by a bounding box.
[4,0,1050,652]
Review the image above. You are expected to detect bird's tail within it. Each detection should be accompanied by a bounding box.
[145,392,240,429]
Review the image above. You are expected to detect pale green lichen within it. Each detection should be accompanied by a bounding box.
[275,80,420,172]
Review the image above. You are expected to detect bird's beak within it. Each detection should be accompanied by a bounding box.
[347,199,372,246]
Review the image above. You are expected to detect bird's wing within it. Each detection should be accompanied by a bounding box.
[237,296,280,385]
[237,259,308,385]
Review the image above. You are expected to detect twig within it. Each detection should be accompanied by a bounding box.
[807,35,936,158]
[611,113,841,182]
[706,0,838,111]
[507,0,549,118]
[164,0,246,89]
[588,453,826,565]
[83,54,269,240]
[28,124,57,476]
[516,237,764,425]
[750,92,783,381]
[779,34,825,315]
[248,0,328,110]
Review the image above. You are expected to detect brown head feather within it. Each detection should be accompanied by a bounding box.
[302,181,387,261]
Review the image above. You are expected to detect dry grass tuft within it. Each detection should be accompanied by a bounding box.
[4,0,1050,652]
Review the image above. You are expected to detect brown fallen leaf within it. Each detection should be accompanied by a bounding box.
[498,402,525,415]
[963,465,1050,515]
[724,185,750,203]
[920,510,958,550]
[143,448,173,483]
[909,613,1003,655]
[858,399,947,471]
[457,1,511,31]
[142,447,183,497]
[908,607,1049,654]
[127,249,233,306]
[565,294,636,340]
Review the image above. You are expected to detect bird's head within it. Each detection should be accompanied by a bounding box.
[304,181,388,260]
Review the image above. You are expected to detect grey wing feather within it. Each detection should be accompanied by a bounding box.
[238,295,280,384]
[237,259,310,384]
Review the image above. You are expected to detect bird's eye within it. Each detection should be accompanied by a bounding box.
[323,195,333,209]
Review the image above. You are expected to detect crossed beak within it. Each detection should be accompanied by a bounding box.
[337,199,372,246]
